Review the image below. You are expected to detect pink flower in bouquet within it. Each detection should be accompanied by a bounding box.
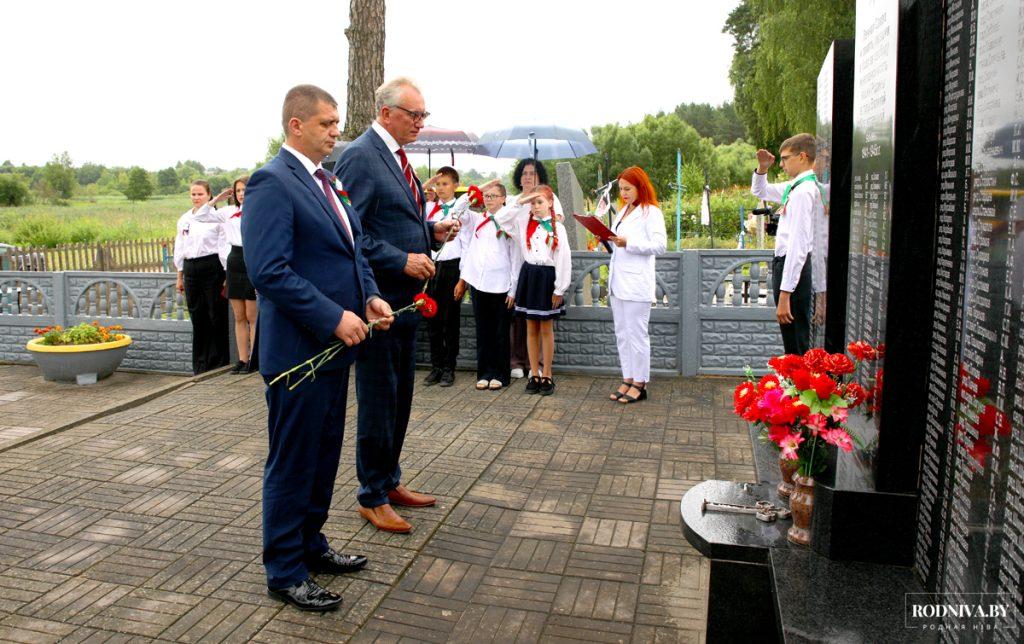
[822,428,854,453]
[830,406,848,424]
[803,348,829,372]
[758,386,784,413]
[805,413,828,436]
[779,434,805,460]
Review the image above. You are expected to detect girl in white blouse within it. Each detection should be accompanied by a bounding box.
[494,184,572,396]
[173,180,230,374]
[606,166,667,404]
[194,177,257,374]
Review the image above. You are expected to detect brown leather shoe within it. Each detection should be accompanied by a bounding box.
[358,504,412,533]
[387,484,436,507]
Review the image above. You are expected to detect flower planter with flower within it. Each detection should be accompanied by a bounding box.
[733,343,879,546]
[26,322,132,385]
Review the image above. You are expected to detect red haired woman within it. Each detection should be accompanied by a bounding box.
[495,184,572,396]
[607,166,667,403]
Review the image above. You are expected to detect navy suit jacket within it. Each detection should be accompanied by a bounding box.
[242,148,380,375]
[335,127,438,308]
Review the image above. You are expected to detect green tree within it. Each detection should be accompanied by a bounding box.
[175,159,206,184]
[0,174,31,206]
[124,167,153,201]
[674,102,746,145]
[76,162,104,186]
[157,167,180,194]
[39,151,77,202]
[725,0,855,149]
[263,135,284,164]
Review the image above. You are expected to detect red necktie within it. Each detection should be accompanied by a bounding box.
[396,147,422,211]
[313,169,354,243]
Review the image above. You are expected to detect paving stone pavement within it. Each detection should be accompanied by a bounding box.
[0,365,188,452]
[0,368,753,643]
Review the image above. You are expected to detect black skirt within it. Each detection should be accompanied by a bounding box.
[514,263,566,320]
[226,246,256,300]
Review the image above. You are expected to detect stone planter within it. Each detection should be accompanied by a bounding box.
[25,336,132,384]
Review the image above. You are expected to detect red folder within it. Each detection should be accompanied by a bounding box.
[573,213,615,240]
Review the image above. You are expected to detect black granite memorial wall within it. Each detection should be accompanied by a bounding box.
[913,0,1024,636]
[815,40,855,355]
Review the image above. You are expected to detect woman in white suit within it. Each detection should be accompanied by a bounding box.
[607,166,668,404]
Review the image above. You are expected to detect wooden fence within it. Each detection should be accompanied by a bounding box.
[0,239,174,272]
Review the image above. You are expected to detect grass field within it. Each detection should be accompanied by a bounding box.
[0,195,185,246]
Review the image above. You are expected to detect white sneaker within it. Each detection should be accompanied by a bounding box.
[510,368,525,379]
[476,379,489,390]
[488,379,502,390]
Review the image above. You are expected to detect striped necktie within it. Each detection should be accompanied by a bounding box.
[395,147,422,211]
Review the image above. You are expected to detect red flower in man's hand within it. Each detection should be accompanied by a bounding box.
[413,293,438,318]
[467,185,484,208]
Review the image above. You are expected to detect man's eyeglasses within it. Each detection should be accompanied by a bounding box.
[390,105,430,122]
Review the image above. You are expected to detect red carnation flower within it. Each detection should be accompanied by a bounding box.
[974,404,1011,437]
[825,353,855,375]
[467,185,484,208]
[791,368,813,391]
[768,354,805,378]
[413,293,439,318]
[811,373,837,400]
[973,376,991,399]
[847,341,877,361]
[803,348,829,372]
[768,424,791,445]
[844,382,868,407]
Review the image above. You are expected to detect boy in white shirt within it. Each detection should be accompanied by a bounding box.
[751,133,824,355]
[421,167,463,387]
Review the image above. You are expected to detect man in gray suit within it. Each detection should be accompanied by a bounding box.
[335,78,459,533]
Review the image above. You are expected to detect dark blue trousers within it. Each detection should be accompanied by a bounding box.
[355,313,418,508]
[262,367,349,589]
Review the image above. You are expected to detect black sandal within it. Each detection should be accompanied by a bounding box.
[610,381,632,401]
[619,383,648,404]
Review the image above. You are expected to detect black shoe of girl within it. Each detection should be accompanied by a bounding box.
[229,360,247,374]
[539,377,555,396]
[525,376,541,394]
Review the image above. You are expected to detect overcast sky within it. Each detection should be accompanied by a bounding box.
[0,0,739,173]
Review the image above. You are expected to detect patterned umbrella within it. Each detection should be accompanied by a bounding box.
[477,125,598,160]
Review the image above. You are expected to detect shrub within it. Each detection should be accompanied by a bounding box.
[11,215,66,247]
[124,167,154,201]
[0,174,31,206]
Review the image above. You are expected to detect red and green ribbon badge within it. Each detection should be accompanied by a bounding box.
[338,190,351,207]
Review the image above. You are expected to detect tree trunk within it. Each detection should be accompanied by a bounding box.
[341,0,386,142]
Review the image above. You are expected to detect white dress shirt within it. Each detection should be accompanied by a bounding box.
[192,204,243,247]
[750,169,823,293]
[425,197,462,261]
[608,204,668,302]
[281,143,355,243]
[371,120,406,174]
[495,204,572,296]
[458,203,515,296]
[173,203,228,271]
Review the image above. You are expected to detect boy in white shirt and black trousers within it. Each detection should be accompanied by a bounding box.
[422,167,463,387]
[750,133,824,355]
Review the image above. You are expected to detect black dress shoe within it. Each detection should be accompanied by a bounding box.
[539,377,555,396]
[267,579,342,612]
[439,369,455,387]
[525,376,541,394]
[423,368,444,385]
[307,548,368,574]
[229,360,246,374]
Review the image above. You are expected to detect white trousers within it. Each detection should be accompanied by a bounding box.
[610,296,652,382]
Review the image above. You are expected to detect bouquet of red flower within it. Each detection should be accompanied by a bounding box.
[270,293,438,391]
[733,342,881,476]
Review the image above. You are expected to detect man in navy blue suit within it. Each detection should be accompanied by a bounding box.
[243,84,394,612]
[336,78,460,533]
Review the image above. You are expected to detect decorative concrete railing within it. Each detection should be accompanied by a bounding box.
[1,251,783,377]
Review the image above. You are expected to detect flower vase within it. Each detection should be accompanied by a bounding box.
[777,457,799,498]
[787,475,815,546]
